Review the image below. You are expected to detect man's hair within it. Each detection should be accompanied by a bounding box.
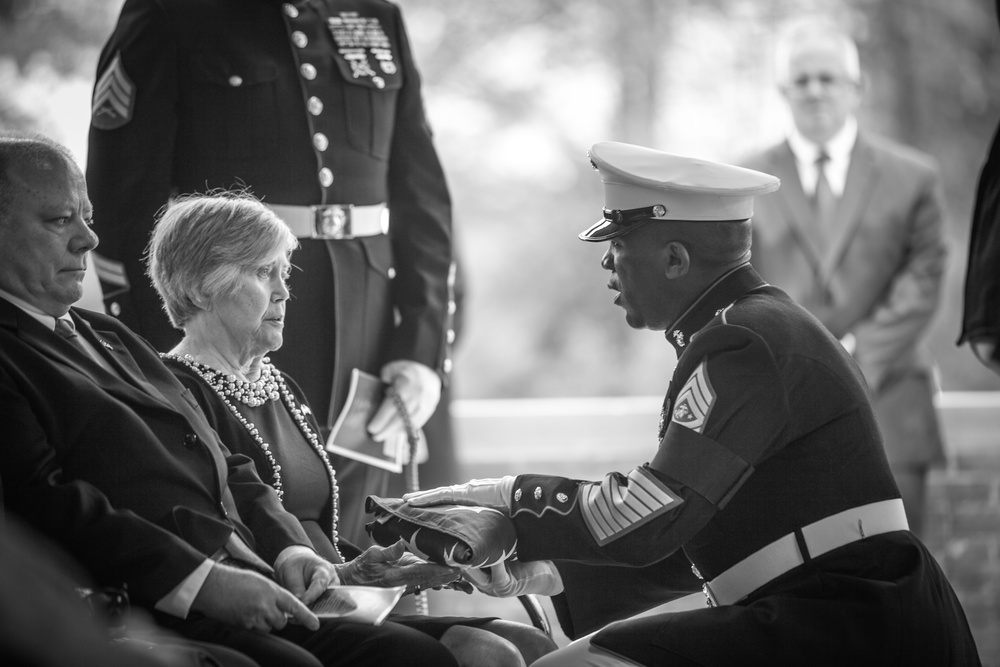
[658,219,753,268]
[146,191,299,328]
[773,17,861,86]
[0,132,76,227]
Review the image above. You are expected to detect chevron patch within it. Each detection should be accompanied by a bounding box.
[580,467,683,545]
[671,360,715,433]
[91,52,135,130]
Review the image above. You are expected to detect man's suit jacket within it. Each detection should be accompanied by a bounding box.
[743,132,948,466]
[0,297,312,608]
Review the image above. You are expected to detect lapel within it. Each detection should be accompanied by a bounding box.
[73,312,183,414]
[819,134,879,283]
[0,297,181,418]
[1,302,97,381]
[768,143,826,276]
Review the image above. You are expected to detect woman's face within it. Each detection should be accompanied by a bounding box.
[210,248,291,359]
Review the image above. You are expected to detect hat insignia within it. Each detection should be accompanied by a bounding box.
[672,329,685,347]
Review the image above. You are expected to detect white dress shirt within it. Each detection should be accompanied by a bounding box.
[787,116,858,198]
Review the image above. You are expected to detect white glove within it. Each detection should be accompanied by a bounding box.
[368,360,442,442]
[403,476,516,512]
[463,560,564,598]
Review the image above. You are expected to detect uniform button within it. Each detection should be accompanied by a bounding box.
[514,489,522,502]
[292,31,308,48]
[109,302,121,316]
[228,75,243,87]
[307,96,324,115]
[387,267,396,279]
[443,358,453,374]
[300,63,317,80]
[446,329,455,344]
[318,168,333,187]
[183,433,199,448]
[534,486,543,500]
[283,3,298,18]
[447,300,456,315]
[372,76,385,89]
[312,132,329,151]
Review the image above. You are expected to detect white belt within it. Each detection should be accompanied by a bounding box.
[267,203,388,239]
[701,498,909,607]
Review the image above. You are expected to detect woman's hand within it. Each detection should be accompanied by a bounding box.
[336,540,462,594]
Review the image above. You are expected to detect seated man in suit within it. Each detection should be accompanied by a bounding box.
[0,131,463,667]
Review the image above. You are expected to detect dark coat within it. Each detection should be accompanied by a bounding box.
[961,118,1000,359]
[0,298,311,609]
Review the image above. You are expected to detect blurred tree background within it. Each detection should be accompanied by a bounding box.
[3,0,999,397]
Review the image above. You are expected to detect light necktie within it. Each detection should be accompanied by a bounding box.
[54,316,119,373]
[813,150,836,239]
[54,317,84,346]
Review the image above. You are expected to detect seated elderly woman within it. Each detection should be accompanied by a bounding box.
[147,192,556,667]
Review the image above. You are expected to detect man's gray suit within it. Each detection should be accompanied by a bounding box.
[743,132,948,496]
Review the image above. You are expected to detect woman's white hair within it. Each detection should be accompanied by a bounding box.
[146,190,298,328]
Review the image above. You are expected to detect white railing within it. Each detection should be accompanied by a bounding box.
[451,392,1000,467]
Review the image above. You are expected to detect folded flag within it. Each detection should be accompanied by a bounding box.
[365,496,518,568]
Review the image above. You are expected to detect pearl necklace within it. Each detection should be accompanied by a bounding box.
[165,354,342,559]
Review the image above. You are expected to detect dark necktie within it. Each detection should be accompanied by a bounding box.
[813,151,836,238]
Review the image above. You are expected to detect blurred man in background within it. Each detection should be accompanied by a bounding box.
[742,18,949,537]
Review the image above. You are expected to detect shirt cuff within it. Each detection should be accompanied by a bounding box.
[154,558,214,618]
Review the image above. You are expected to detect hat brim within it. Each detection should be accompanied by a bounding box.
[578,217,652,242]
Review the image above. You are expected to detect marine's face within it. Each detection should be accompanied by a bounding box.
[601,227,672,331]
[0,156,97,316]
[207,248,291,359]
[781,42,860,145]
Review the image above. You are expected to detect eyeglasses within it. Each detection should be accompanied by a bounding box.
[788,73,856,92]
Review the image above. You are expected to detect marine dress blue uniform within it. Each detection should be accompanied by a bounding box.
[514,143,979,666]
[516,263,978,665]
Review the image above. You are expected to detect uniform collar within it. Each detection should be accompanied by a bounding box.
[664,263,767,353]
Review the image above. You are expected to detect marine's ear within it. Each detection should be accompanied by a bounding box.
[663,240,691,280]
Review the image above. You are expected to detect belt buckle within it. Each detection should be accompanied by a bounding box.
[313,205,352,239]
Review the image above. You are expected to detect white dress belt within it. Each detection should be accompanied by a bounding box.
[267,203,388,239]
[702,498,909,606]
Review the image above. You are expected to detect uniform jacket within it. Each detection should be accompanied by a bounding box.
[0,298,312,609]
[505,265,977,665]
[743,132,948,466]
[86,0,453,427]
